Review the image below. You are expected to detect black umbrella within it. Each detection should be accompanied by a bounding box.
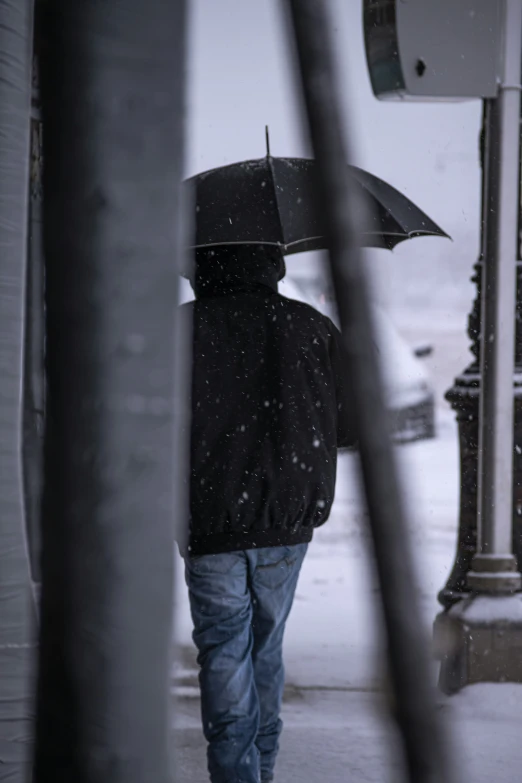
[186,154,449,254]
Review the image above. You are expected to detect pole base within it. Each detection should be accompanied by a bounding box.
[434,592,522,694]
[467,553,522,592]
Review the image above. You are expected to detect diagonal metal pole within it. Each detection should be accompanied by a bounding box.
[284,2,456,781]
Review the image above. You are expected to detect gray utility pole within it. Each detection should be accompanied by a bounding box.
[437,0,522,693]
[469,0,522,589]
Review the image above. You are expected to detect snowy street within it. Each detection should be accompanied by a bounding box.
[171,4,521,776]
[2,0,521,779]
[172,319,522,782]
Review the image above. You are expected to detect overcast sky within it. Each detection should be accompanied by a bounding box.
[186,1,483,312]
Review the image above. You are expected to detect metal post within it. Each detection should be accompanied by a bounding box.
[437,105,487,610]
[23,52,44,590]
[436,1,522,694]
[0,0,38,779]
[437,105,522,610]
[33,1,187,780]
[285,2,455,782]
[467,0,522,591]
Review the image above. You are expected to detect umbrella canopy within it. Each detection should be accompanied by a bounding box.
[185,156,449,254]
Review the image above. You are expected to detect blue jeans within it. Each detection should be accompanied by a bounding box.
[185,543,308,783]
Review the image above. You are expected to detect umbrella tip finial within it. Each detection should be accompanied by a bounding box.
[265,125,271,158]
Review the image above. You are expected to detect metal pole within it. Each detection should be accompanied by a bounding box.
[436,104,487,610]
[284,2,455,782]
[23,61,44,591]
[34,1,187,780]
[434,4,522,695]
[0,0,38,779]
[468,0,522,591]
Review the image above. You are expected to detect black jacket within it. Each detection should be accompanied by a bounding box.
[184,253,354,557]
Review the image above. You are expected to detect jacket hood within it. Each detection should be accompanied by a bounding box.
[193,245,286,299]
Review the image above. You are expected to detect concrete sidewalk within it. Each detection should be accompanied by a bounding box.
[172,684,522,783]
[173,690,402,783]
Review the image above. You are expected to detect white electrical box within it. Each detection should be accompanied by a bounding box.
[363,0,503,101]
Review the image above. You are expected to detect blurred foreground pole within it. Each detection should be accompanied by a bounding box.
[436,1,522,693]
[285,2,455,782]
[23,47,44,590]
[34,1,187,781]
[0,0,38,779]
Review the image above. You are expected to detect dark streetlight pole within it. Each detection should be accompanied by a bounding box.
[438,102,522,611]
[435,0,522,692]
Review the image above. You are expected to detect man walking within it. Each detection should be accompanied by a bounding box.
[182,245,354,783]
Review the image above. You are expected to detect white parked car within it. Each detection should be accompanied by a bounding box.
[179,273,435,444]
[280,276,435,443]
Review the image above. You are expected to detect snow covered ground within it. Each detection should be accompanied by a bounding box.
[172,316,522,782]
[174,684,522,783]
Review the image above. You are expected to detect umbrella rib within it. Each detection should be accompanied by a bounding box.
[187,229,446,251]
[353,171,449,237]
